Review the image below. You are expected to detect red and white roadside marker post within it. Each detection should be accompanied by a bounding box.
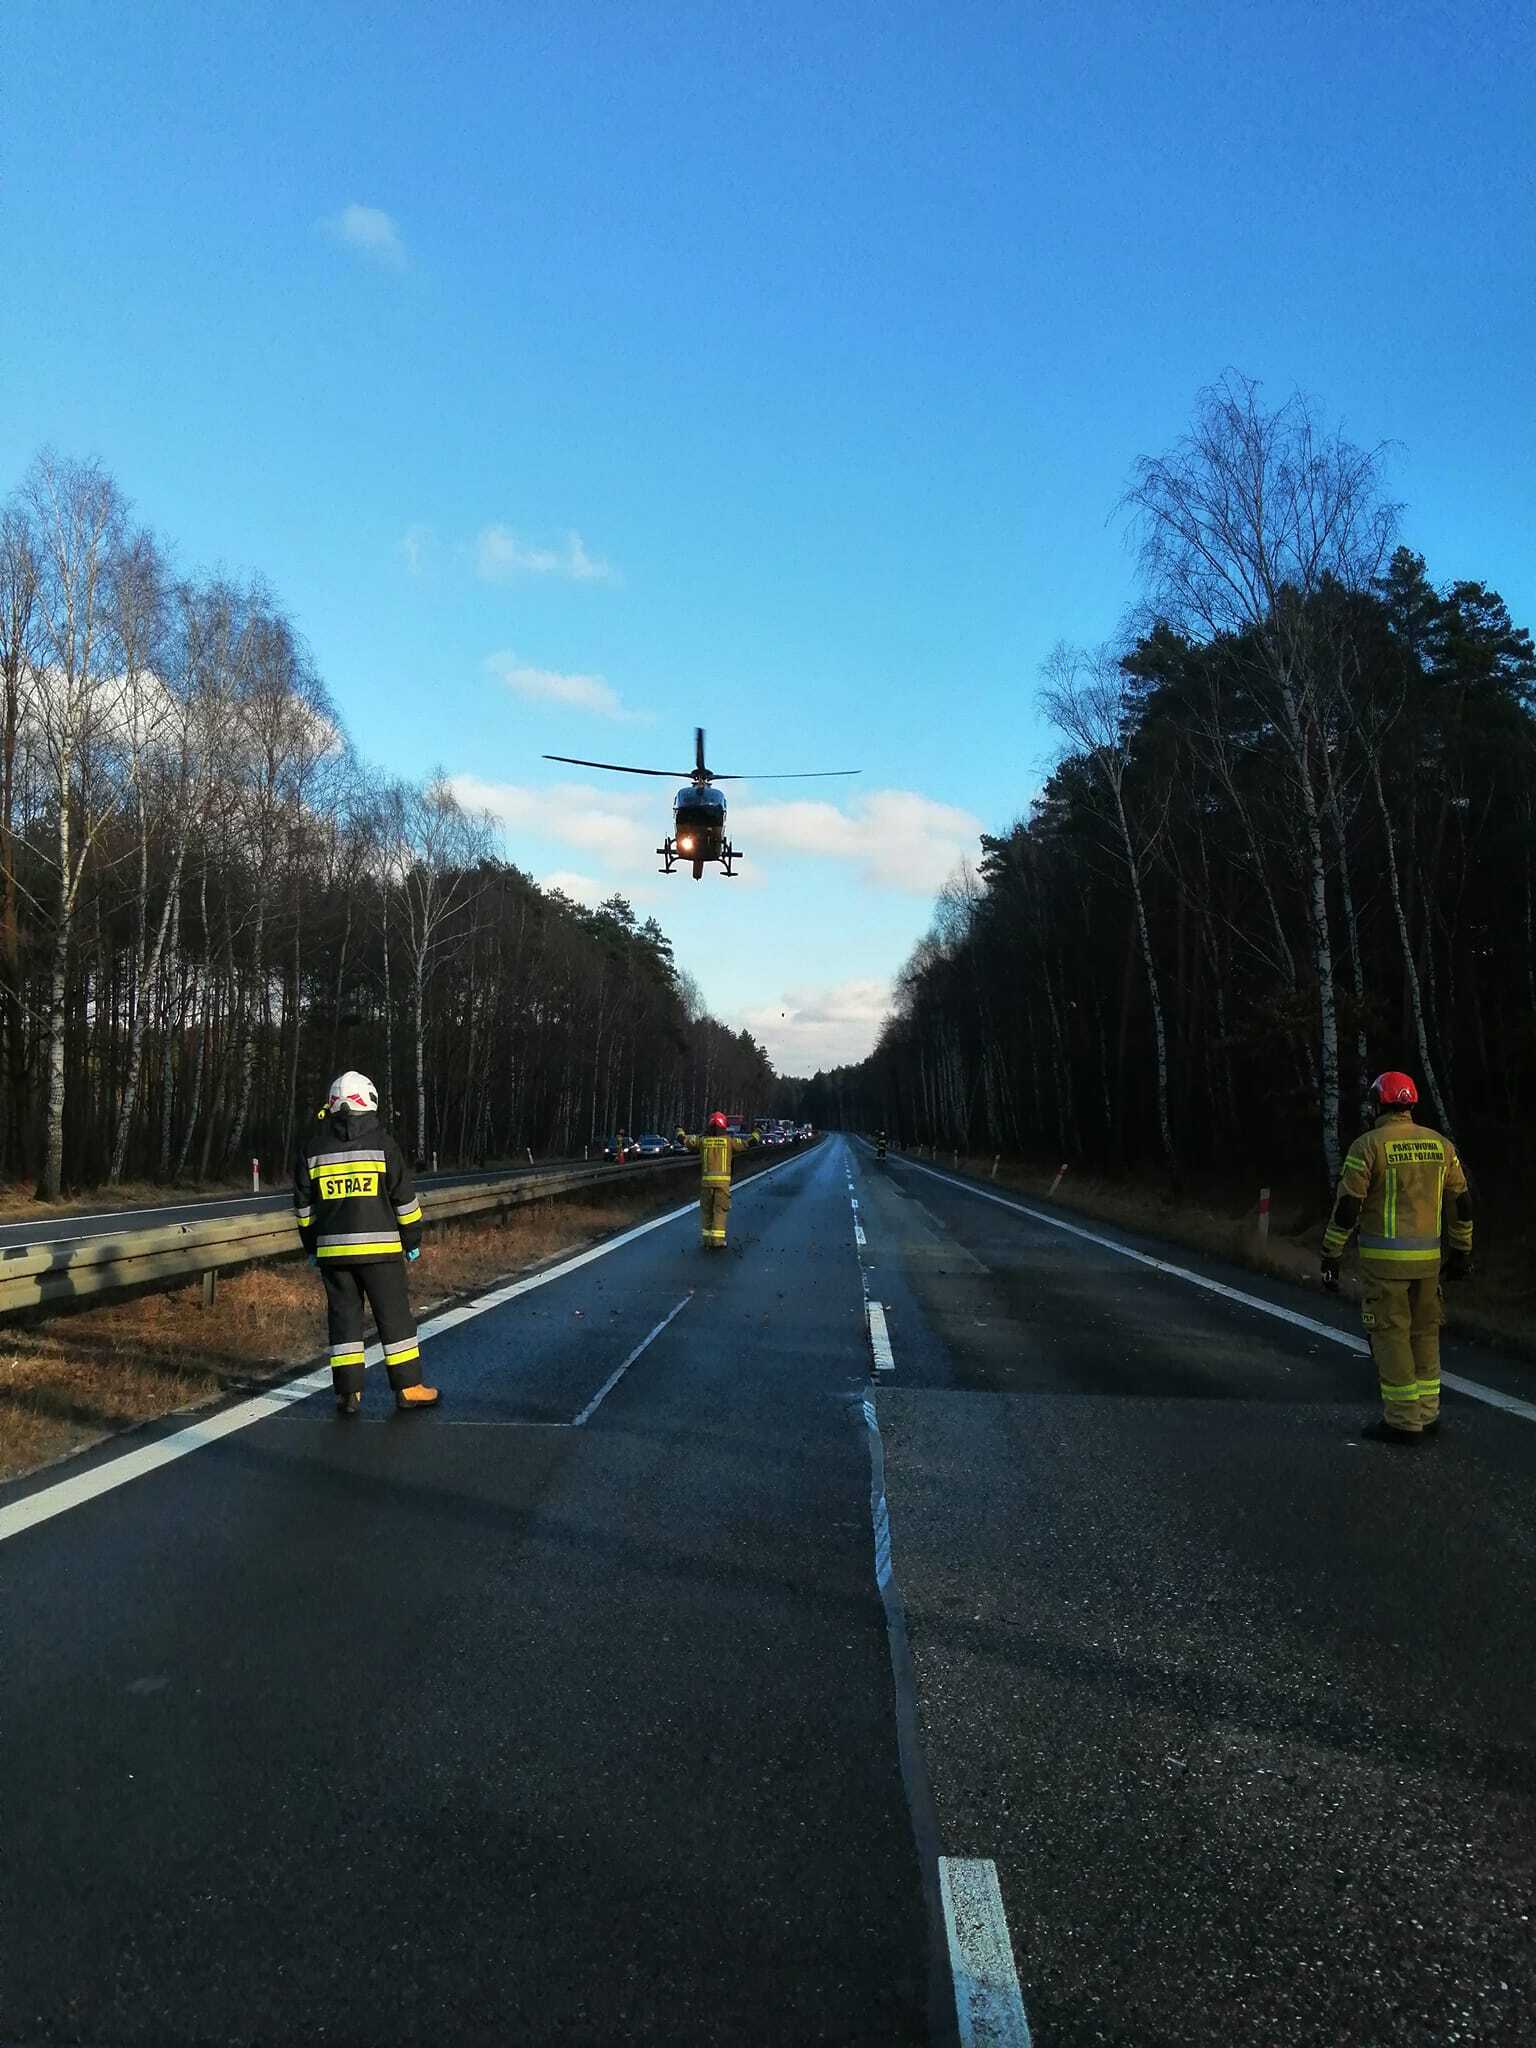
[251,1157,260,1195]
[1048,1162,1069,1197]
[1258,1186,1271,1247]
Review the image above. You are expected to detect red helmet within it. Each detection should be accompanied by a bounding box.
[707,1111,729,1133]
[1371,1071,1418,1108]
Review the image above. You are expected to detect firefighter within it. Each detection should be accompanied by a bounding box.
[294,1071,439,1415]
[876,1129,888,1161]
[675,1112,759,1248]
[1321,1071,1473,1443]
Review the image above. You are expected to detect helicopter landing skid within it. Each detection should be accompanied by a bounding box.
[656,838,742,876]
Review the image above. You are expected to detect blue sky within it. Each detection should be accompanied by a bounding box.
[6,0,1533,1070]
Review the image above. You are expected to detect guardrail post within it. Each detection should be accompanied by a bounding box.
[201,1268,217,1309]
[431,1151,438,1175]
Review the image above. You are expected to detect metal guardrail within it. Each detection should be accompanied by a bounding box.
[0,1156,697,1317]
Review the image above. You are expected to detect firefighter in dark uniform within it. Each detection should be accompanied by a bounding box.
[676,1112,758,1248]
[294,1071,439,1415]
[1322,1070,1473,1442]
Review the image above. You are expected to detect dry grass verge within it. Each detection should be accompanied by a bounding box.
[0,1176,252,1222]
[0,1179,694,1483]
[917,1149,1536,1369]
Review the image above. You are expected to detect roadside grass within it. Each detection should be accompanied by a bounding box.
[0,1181,696,1483]
[916,1148,1536,1368]
[0,1177,253,1221]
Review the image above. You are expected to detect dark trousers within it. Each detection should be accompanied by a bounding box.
[320,1259,422,1396]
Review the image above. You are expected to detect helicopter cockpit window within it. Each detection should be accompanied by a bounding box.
[675,784,726,814]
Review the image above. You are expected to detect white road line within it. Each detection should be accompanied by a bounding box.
[868,1301,895,1374]
[894,1154,1536,1427]
[939,1858,1032,2047]
[0,1147,812,1546]
[854,1224,867,1248]
[570,1294,693,1425]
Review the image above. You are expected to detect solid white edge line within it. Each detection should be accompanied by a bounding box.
[892,1152,1536,1426]
[0,1145,815,1546]
[868,1300,895,1373]
[939,1858,1032,2048]
[571,1294,694,1425]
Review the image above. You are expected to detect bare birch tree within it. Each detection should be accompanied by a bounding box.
[1123,372,1398,1179]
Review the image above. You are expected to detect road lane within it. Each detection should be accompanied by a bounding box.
[853,1143,1536,2047]
[0,1139,934,2047]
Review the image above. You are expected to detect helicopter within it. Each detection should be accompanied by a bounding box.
[543,726,860,879]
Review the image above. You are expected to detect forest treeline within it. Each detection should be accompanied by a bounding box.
[809,376,1536,1192]
[0,449,777,1195]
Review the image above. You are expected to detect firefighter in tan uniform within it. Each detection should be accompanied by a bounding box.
[294,1071,439,1415]
[1322,1071,1473,1443]
[676,1112,759,1248]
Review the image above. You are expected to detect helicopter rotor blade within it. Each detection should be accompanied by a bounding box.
[542,754,690,779]
[707,769,862,782]
[695,726,707,775]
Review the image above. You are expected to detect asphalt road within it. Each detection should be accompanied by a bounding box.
[0,1158,675,1253]
[1,1135,1532,2046]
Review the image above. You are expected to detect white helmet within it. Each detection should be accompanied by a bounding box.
[327,1070,378,1115]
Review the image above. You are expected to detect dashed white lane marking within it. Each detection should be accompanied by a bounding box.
[854,1224,867,1247]
[868,1301,896,1373]
[894,1154,1536,1428]
[570,1293,693,1425]
[0,1147,814,1547]
[939,1858,1033,2047]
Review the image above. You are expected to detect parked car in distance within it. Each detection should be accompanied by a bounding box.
[632,1132,671,1158]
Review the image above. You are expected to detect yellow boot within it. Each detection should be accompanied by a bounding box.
[395,1383,440,1412]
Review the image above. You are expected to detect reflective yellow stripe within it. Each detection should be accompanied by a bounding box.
[316,1243,403,1259]
[385,1345,420,1366]
[1342,1153,1368,1174]
[396,1204,423,1225]
[1360,1250,1441,1265]
[1322,1228,1348,1254]
[330,1350,366,1368]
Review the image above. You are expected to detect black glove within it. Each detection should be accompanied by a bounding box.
[1444,1249,1473,1283]
[1320,1255,1340,1293]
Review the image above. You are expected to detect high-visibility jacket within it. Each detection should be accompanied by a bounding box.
[294,1105,424,1263]
[679,1129,756,1184]
[1323,1111,1472,1275]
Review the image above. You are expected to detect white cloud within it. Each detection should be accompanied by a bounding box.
[449,774,659,870]
[739,977,894,1073]
[540,870,609,906]
[476,525,612,584]
[730,788,983,894]
[485,650,645,722]
[398,524,434,574]
[323,203,407,270]
[447,774,977,902]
